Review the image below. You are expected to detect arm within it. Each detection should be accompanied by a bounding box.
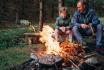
[55,17,60,29]
[71,12,81,27]
[67,18,72,29]
[91,10,100,26]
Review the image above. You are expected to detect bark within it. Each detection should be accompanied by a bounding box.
[39,0,44,31]
[58,0,65,13]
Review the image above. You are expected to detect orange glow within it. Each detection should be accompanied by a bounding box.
[39,25,84,61]
[39,25,61,55]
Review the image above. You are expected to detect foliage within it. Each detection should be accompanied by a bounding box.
[0,28,29,48]
[0,27,30,70]
[100,17,104,24]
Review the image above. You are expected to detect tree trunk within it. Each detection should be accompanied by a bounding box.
[58,0,64,13]
[15,11,19,24]
[39,0,44,31]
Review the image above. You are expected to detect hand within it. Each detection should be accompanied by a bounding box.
[59,26,66,32]
[80,24,89,29]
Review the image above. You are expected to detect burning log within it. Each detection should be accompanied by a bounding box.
[59,40,85,62]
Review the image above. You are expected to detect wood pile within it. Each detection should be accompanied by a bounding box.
[60,40,85,62]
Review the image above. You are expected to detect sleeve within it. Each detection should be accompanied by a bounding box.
[55,17,60,29]
[91,10,100,25]
[71,12,81,27]
[67,18,72,29]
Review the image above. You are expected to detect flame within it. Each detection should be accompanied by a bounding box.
[39,25,84,62]
[39,25,61,55]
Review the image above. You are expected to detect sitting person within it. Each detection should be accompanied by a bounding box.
[71,0,103,53]
[54,7,72,42]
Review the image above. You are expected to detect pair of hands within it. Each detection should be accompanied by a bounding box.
[59,24,90,32]
[59,26,69,32]
[80,24,90,29]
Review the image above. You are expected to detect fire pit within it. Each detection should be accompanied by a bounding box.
[30,51,63,70]
[39,54,63,67]
[30,40,85,70]
[30,47,63,67]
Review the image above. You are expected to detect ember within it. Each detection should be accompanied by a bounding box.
[60,40,85,62]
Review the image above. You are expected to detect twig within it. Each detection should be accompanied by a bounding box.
[84,53,96,59]
[68,59,80,70]
[54,62,59,70]
[89,24,95,36]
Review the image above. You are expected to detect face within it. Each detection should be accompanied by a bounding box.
[60,11,67,18]
[77,2,86,13]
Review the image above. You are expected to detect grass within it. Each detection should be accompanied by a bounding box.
[100,17,104,24]
[0,47,30,70]
[0,27,31,70]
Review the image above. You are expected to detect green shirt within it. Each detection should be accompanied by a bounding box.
[55,16,71,29]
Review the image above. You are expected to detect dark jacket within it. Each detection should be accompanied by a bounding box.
[71,8,100,27]
[55,16,71,29]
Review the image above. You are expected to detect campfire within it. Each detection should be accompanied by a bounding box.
[32,25,84,66]
[30,25,99,70]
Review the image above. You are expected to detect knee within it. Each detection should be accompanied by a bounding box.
[72,26,78,32]
[54,29,59,34]
[97,24,103,30]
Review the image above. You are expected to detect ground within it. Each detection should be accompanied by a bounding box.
[0,18,104,70]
